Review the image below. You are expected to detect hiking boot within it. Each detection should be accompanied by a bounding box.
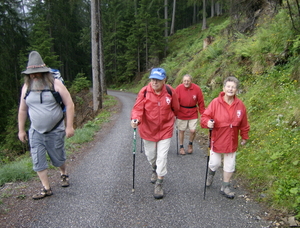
[32,187,53,200]
[61,174,69,187]
[151,170,158,184]
[179,147,186,155]
[187,144,193,154]
[220,183,235,199]
[206,169,215,187]
[154,182,164,199]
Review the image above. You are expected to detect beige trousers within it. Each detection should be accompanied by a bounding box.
[143,138,171,177]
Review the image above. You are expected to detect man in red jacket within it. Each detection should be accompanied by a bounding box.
[131,68,179,199]
[175,75,205,155]
[201,76,250,199]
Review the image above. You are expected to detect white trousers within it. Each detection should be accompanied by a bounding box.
[143,138,171,177]
[209,150,236,173]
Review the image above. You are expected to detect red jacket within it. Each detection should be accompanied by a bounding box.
[175,83,205,120]
[131,83,180,142]
[201,92,250,153]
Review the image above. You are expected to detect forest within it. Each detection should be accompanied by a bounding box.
[0,0,299,221]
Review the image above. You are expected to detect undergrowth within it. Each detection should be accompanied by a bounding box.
[130,6,300,218]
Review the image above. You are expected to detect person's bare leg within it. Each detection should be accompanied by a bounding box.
[37,169,50,190]
[59,163,67,175]
[59,163,69,187]
[189,130,196,142]
[179,130,186,155]
[223,171,233,183]
[188,130,196,154]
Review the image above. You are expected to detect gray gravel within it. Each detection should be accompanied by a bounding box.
[25,90,271,228]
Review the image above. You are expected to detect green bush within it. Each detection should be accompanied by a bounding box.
[69,73,91,93]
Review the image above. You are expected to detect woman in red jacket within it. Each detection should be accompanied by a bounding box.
[131,68,179,199]
[201,76,250,199]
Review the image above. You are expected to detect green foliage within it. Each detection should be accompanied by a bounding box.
[0,156,35,186]
[1,106,29,162]
[69,73,91,94]
[237,65,300,217]
[130,8,300,218]
[24,18,61,69]
[0,1,27,143]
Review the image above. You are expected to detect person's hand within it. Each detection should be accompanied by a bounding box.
[131,119,139,128]
[241,139,247,146]
[18,130,28,143]
[66,127,75,138]
[207,119,214,129]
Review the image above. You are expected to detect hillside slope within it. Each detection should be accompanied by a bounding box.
[133,3,300,220]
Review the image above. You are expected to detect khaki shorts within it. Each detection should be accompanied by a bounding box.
[177,119,198,131]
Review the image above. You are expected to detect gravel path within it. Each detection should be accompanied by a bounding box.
[24,90,271,228]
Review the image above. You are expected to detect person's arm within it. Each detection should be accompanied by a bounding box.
[197,88,206,115]
[18,85,29,143]
[239,105,250,142]
[201,102,214,129]
[171,87,180,116]
[54,79,75,138]
[131,87,147,127]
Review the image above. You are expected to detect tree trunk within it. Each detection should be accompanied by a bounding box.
[134,0,138,16]
[215,1,220,16]
[145,20,149,69]
[211,0,214,18]
[193,2,196,24]
[98,0,107,95]
[91,0,102,112]
[202,0,207,30]
[170,0,176,35]
[164,0,168,56]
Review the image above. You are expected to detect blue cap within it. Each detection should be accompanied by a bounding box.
[149,68,166,80]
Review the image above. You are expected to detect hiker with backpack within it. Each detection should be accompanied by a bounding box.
[131,68,180,199]
[18,51,75,199]
[175,74,205,155]
[201,76,250,199]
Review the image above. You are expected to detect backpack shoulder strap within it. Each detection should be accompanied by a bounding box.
[24,89,30,99]
[165,85,172,96]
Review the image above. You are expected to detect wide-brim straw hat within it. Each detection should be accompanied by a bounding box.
[22,51,51,74]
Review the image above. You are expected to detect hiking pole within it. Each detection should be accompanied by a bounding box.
[132,120,137,193]
[203,119,213,200]
[140,138,143,153]
[176,123,179,156]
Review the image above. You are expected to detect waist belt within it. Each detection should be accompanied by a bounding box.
[180,105,197,109]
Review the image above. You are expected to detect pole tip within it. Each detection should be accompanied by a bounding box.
[132,189,135,193]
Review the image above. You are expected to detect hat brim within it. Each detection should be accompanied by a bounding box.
[22,67,51,74]
[149,75,165,80]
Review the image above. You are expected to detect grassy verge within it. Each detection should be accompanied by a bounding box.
[0,94,117,187]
